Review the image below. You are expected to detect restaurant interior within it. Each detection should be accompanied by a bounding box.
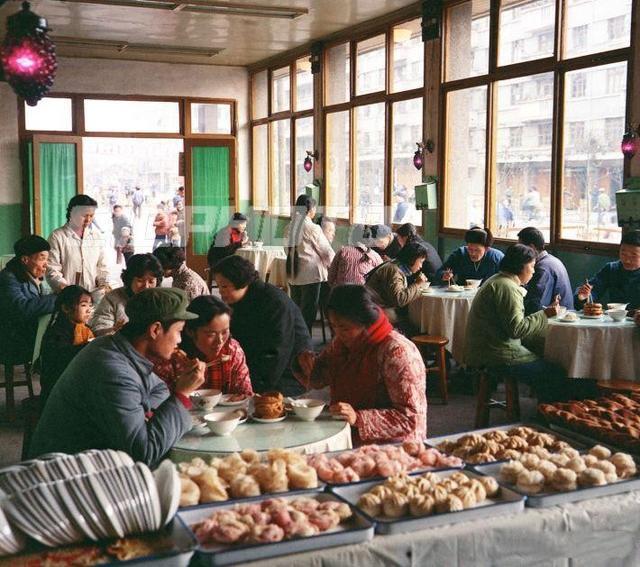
[0,0,639,564]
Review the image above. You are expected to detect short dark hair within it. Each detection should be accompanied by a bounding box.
[54,284,92,313]
[66,195,98,222]
[327,285,380,327]
[465,226,493,248]
[113,205,122,212]
[621,230,640,247]
[212,255,259,288]
[396,241,428,266]
[499,244,537,275]
[294,194,316,214]
[517,226,545,252]
[185,295,231,332]
[153,246,186,271]
[396,223,418,240]
[232,212,247,222]
[121,253,164,290]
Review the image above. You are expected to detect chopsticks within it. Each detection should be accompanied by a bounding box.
[205,355,231,369]
[585,279,593,304]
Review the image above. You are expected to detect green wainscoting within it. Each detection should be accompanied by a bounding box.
[0,204,22,255]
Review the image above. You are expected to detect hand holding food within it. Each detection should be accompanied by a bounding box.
[174,359,206,396]
[441,268,454,282]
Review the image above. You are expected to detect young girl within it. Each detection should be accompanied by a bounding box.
[40,285,95,404]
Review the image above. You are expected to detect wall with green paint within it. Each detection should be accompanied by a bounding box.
[0,204,22,255]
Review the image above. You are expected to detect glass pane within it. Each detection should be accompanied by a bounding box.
[252,70,268,119]
[563,0,632,59]
[444,87,487,229]
[295,57,313,111]
[356,34,386,96]
[190,103,231,134]
[25,98,72,131]
[354,103,385,224]
[494,73,554,241]
[252,124,268,210]
[270,119,291,216]
[325,43,350,106]
[392,19,424,92]
[445,0,490,81]
[272,66,290,113]
[561,62,626,244]
[498,0,555,66]
[295,116,314,195]
[84,99,180,133]
[325,111,350,219]
[392,98,423,226]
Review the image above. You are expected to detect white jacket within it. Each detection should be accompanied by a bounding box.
[285,217,335,285]
[46,224,109,293]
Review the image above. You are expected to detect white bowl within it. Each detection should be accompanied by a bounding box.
[203,411,241,436]
[607,303,628,311]
[190,389,222,411]
[556,306,568,318]
[291,399,325,422]
[607,309,627,322]
[465,279,482,289]
[253,241,264,249]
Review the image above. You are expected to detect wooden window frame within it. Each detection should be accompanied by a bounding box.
[440,0,638,255]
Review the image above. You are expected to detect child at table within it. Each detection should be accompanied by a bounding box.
[40,285,95,404]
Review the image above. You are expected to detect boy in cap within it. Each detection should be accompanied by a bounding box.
[29,288,205,466]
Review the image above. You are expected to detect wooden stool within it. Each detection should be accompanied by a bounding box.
[1,363,34,422]
[21,395,42,460]
[412,335,449,404]
[473,368,520,428]
[596,379,640,395]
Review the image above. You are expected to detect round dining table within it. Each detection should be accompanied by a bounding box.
[171,412,352,462]
[408,287,477,363]
[544,314,639,381]
[235,245,286,282]
[267,256,288,289]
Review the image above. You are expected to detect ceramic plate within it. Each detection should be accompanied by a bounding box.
[557,317,578,323]
[153,460,181,527]
[251,414,287,423]
[219,394,251,407]
[445,287,464,293]
[580,314,603,319]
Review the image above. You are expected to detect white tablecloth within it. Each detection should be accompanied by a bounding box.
[254,491,640,566]
[545,316,640,380]
[236,246,286,282]
[408,288,476,363]
[268,257,288,289]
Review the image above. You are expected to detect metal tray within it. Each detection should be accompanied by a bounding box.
[545,422,640,459]
[471,461,640,508]
[179,491,374,566]
[329,470,525,535]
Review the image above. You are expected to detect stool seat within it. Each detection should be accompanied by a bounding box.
[597,379,640,394]
[411,334,449,404]
[412,335,449,348]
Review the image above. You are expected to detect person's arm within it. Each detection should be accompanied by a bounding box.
[95,244,110,289]
[309,225,335,268]
[523,266,551,315]
[46,232,68,292]
[229,344,254,396]
[436,249,459,282]
[497,283,547,341]
[354,342,426,443]
[0,272,55,321]
[90,295,118,336]
[327,249,342,287]
[388,269,423,308]
[574,265,609,308]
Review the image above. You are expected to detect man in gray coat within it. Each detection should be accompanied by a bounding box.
[29,288,205,466]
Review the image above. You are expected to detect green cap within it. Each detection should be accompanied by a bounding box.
[125,288,198,325]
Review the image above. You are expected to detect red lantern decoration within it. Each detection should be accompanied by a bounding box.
[621,128,638,159]
[413,143,424,170]
[304,150,318,173]
[1,2,57,106]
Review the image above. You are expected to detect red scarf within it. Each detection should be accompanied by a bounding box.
[330,308,393,408]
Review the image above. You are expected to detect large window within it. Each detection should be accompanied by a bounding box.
[442,0,634,248]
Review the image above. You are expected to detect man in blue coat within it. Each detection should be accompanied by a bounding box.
[0,235,56,365]
[517,227,573,315]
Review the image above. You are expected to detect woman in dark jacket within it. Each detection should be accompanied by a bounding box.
[394,223,443,282]
[212,255,312,395]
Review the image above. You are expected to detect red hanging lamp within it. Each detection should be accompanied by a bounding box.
[621,126,638,159]
[1,1,57,106]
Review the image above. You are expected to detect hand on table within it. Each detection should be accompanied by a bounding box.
[174,358,205,396]
[544,305,561,318]
[329,402,357,426]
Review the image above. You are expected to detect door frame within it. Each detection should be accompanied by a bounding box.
[184,137,237,277]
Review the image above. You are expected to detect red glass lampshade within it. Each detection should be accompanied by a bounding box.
[303,155,313,172]
[621,130,637,159]
[413,148,424,170]
[1,2,57,106]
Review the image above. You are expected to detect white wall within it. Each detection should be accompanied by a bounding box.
[0,57,250,207]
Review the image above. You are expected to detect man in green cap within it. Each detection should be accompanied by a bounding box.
[29,288,205,466]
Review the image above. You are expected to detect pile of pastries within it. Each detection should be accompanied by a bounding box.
[178,449,318,506]
[306,442,463,483]
[435,426,574,464]
[356,471,500,518]
[583,302,603,316]
[191,497,352,545]
[499,444,636,494]
[254,391,285,419]
[539,394,640,452]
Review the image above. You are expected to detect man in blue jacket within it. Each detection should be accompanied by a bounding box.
[0,235,56,366]
[517,227,573,315]
[29,288,205,466]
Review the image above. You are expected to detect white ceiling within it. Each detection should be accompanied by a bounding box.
[0,0,419,66]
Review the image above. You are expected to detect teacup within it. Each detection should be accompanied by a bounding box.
[291,399,325,422]
[465,279,482,289]
[253,240,264,249]
[606,309,627,322]
[204,411,242,436]
[607,303,628,311]
[556,306,568,318]
[190,389,222,411]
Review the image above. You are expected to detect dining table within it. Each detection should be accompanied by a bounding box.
[235,245,287,283]
[544,313,640,381]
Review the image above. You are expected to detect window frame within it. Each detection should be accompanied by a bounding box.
[439,0,637,255]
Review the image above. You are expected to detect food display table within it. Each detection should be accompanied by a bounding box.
[408,288,476,363]
[253,490,640,566]
[171,416,352,462]
[236,246,287,283]
[545,316,640,380]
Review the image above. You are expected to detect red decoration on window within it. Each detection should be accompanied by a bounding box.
[621,128,638,159]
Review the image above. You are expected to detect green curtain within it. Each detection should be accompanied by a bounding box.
[39,143,77,238]
[192,146,230,255]
[25,142,34,234]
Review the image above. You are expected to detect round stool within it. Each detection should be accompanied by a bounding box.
[411,335,449,404]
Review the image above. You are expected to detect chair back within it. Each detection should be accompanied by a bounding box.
[31,313,52,366]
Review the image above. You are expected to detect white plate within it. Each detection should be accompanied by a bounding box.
[54,480,100,541]
[445,287,465,293]
[219,394,251,407]
[87,473,125,538]
[0,504,25,555]
[580,313,603,319]
[136,463,162,531]
[556,317,578,323]
[251,414,287,423]
[153,460,181,527]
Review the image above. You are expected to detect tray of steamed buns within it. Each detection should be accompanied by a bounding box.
[427,424,586,465]
[469,443,639,507]
[178,491,374,566]
[328,469,524,534]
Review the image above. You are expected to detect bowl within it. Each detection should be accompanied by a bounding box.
[607,303,628,311]
[253,241,264,249]
[562,312,578,322]
[203,411,242,436]
[421,281,431,289]
[465,279,482,289]
[190,389,222,410]
[556,306,568,318]
[606,309,627,322]
[291,399,325,422]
